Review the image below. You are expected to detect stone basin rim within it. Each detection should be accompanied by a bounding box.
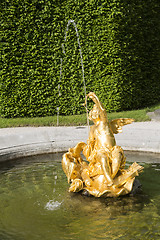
[0,122,160,162]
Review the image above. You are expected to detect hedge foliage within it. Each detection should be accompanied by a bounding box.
[1,0,160,117]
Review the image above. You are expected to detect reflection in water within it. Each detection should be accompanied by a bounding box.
[65,190,149,218]
[0,152,160,240]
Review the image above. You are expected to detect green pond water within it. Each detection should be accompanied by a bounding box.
[0,152,160,240]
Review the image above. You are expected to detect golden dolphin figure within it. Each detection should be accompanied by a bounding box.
[62,92,143,197]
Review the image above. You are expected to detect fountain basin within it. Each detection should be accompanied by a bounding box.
[0,152,160,240]
[0,123,160,239]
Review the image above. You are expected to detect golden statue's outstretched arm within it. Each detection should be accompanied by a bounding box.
[86,92,108,123]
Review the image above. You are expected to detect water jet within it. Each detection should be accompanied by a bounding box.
[57,20,89,127]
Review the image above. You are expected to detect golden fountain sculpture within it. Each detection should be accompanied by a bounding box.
[62,92,143,197]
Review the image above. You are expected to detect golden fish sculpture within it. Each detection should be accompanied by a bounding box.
[62,92,144,197]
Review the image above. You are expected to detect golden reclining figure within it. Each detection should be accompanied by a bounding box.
[62,92,143,197]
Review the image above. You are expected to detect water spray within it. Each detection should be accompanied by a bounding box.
[57,19,89,129]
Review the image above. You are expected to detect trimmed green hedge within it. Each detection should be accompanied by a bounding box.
[1,0,160,117]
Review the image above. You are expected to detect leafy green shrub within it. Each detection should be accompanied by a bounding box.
[1,0,160,117]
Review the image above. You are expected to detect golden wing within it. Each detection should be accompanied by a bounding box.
[110,118,134,134]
